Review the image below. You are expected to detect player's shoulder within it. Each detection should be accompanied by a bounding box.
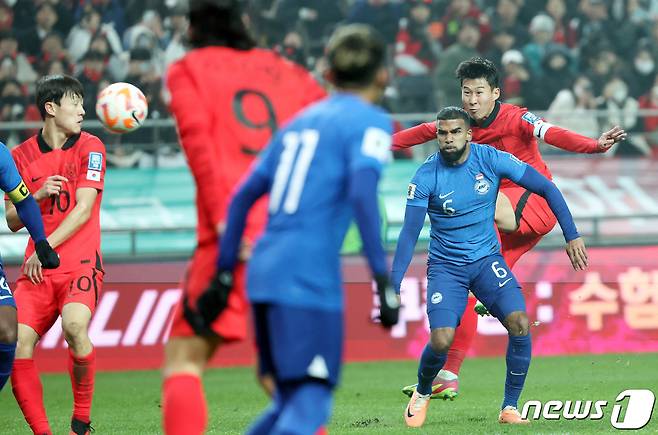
[500,102,541,126]
[78,131,106,152]
[416,152,438,173]
[11,135,38,161]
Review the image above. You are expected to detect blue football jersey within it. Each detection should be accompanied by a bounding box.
[406,143,527,265]
[246,93,392,311]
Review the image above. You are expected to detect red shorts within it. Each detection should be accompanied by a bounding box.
[499,186,557,268]
[15,267,104,336]
[169,243,248,342]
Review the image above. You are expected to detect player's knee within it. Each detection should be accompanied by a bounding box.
[0,308,17,343]
[62,320,88,343]
[504,312,529,336]
[429,328,455,353]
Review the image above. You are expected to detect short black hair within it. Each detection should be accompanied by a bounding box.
[188,0,255,50]
[436,106,471,125]
[35,75,83,120]
[326,24,385,89]
[455,57,499,89]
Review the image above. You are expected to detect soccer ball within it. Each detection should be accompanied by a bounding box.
[95,82,148,133]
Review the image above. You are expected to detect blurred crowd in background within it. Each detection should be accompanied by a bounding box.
[0,0,656,164]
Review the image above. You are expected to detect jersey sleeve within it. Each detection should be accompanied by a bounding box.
[348,115,392,175]
[494,149,528,184]
[406,161,433,209]
[166,60,224,226]
[77,136,106,190]
[392,121,435,150]
[515,108,599,153]
[0,143,29,202]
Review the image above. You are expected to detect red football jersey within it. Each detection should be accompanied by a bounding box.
[166,47,326,247]
[11,131,105,274]
[392,101,600,188]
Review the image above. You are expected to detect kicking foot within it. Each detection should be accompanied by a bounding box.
[498,406,530,424]
[401,374,458,400]
[404,390,431,427]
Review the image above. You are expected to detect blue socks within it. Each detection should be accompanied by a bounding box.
[502,334,531,409]
[0,341,16,391]
[417,343,447,395]
[247,381,332,435]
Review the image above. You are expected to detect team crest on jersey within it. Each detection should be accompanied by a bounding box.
[88,152,103,171]
[474,177,491,195]
[521,112,539,125]
[407,183,417,199]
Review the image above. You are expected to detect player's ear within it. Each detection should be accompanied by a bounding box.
[466,128,472,142]
[492,86,501,101]
[374,67,389,89]
[44,101,57,117]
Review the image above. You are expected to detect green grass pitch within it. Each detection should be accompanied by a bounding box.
[1,353,656,434]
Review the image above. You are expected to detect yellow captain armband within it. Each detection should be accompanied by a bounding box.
[7,180,30,203]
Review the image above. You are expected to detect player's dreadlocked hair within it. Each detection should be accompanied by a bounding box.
[35,75,84,120]
[188,0,256,50]
[436,106,470,125]
[455,57,500,89]
[326,24,386,89]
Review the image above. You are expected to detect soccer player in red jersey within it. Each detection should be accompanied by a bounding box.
[6,75,105,435]
[161,1,325,434]
[395,57,626,400]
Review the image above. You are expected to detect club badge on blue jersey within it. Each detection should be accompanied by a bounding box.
[474,173,491,195]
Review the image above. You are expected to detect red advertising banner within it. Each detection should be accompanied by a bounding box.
[18,245,658,373]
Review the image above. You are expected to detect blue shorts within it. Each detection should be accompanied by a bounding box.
[253,303,343,387]
[426,253,525,329]
[0,266,15,309]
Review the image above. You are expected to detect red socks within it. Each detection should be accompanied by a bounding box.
[68,348,96,423]
[163,374,207,435]
[11,358,51,435]
[443,297,478,375]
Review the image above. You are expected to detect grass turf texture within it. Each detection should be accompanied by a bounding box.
[0,353,656,434]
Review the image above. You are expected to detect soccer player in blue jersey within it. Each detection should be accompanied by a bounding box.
[183,25,400,433]
[393,106,588,427]
[0,143,59,391]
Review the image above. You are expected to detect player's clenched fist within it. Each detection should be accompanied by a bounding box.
[184,270,234,335]
[33,175,68,201]
[375,274,400,328]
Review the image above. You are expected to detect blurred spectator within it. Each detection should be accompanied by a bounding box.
[0,78,30,146]
[347,0,402,45]
[36,32,70,76]
[76,49,108,119]
[522,14,564,79]
[486,27,518,70]
[17,2,59,58]
[544,0,578,47]
[609,0,649,56]
[125,47,165,121]
[623,45,657,98]
[67,6,122,63]
[163,3,188,69]
[585,47,619,95]
[598,76,647,156]
[435,19,481,106]
[546,75,600,138]
[274,30,307,66]
[573,0,612,65]
[0,1,13,32]
[535,45,575,109]
[499,49,538,107]
[123,9,166,51]
[440,0,490,50]
[488,0,528,47]
[638,76,658,149]
[649,19,658,60]
[75,0,126,35]
[13,0,74,39]
[0,31,37,87]
[394,0,439,113]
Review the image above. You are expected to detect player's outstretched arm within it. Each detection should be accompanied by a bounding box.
[349,167,399,327]
[391,204,426,293]
[514,165,588,270]
[530,114,627,154]
[184,170,270,335]
[391,121,435,150]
